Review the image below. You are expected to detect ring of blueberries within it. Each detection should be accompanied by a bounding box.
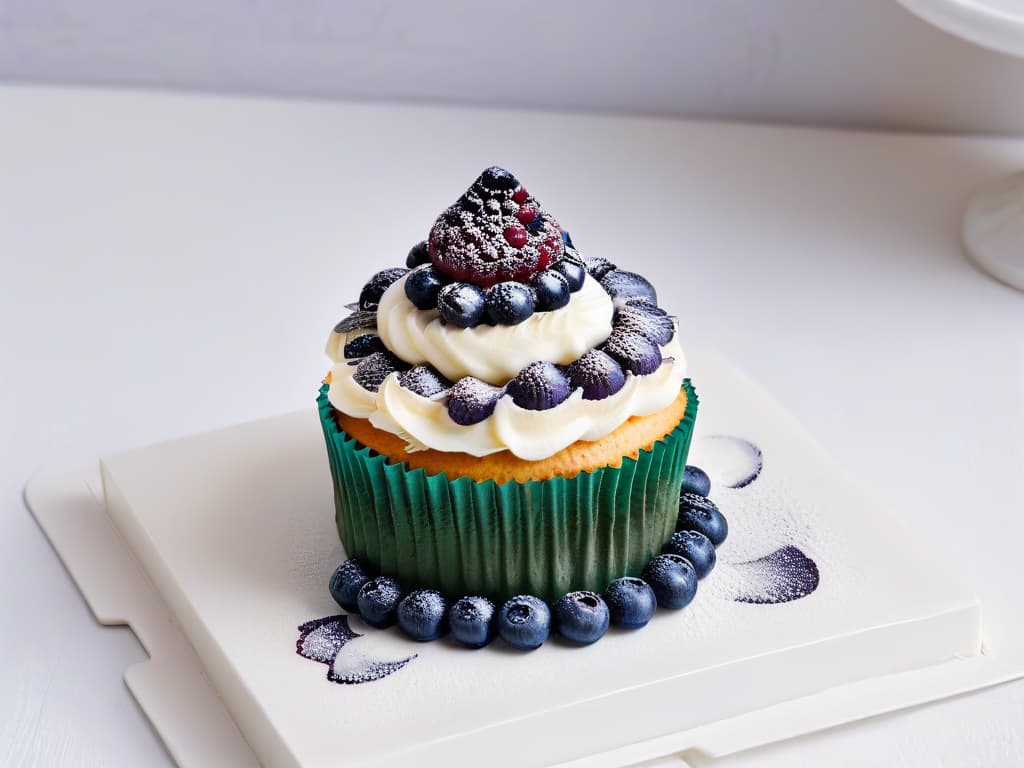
[342,241,675,424]
[327,464,727,650]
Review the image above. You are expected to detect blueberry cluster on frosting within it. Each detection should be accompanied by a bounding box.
[326,166,688,459]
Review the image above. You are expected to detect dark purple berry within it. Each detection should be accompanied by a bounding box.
[613,305,675,346]
[357,576,405,628]
[486,281,536,325]
[664,530,717,579]
[600,331,663,376]
[448,377,505,425]
[343,334,386,359]
[438,282,487,328]
[449,596,496,648]
[681,465,711,497]
[480,165,518,191]
[551,258,586,292]
[585,256,617,280]
[397,589,448,641]
[642,554,698,609]
[531,270,571,311]
[353,351,408,391]
[600,270,657,306]
[398,364,452,397]
[565,349,626,400]
[404,265,447,311]
[328,558,371,612]
[497,595,550,650]
[358,267,408,311]
[406,240,431,268]
[677,492,729,546]
[506,361,571,411]
[604,577,657,629]
[553,591,609,645]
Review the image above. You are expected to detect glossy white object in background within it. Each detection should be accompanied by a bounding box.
[899,0,1024,290]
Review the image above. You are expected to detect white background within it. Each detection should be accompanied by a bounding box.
[2,0,1024,135]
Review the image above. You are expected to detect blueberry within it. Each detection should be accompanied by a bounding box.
[642,554,698,609]
[525,211,545,234]
[447,377,505,425]
[531,270,571,311]
[681,465,711,497]
[600,331,663,376]
[343,334,386,359]
[551,258,586,292]
[485,281,536,325]
[397,589,448,641]
[398,364,451,397]
[584,256,617,280]
[506,361,571,410]
[480,166,519,191]
[604,577,657,629]
[353,350,409,392]
[600,270,657,306]
[356,576,404,628]
[677,492,729,546]
[497,595,551,651]
[359,267,409,311]
[328,558,371,612]
[449,596,497,648]
[613,305,675,346]
[553,591,610,645]
[406,240,430,268]
[561,229,575,249]
[664,530,717,579]
[404,265,447,311]
[565,349,626,400]
[438,282,487,328]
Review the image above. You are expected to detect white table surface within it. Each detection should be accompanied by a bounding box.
[1,84,1022,767]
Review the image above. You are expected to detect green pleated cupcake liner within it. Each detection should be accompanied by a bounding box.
[318,380,698,603]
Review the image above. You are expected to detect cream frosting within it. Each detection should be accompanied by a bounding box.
[373,273,615,384]
[327,333,688,461]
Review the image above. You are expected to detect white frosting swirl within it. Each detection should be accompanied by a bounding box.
[327,333,688,461]
[374,273,614,384]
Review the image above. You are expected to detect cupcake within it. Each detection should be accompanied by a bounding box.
[320,167,697,604]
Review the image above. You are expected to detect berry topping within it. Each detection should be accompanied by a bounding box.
[438,282,487,328]
[354,351,409,391]
[681,465,711,497]
[449,596,497,649]
[531,269,571,311]
[357,576,405,628]
[404,264,447,311]
[600,331,663,376]
[642,554,698,610]
[428,168,565,288]
[565,349,627,400]
[406,240,431,268]
[343,333,386,359]
[485,281,536,325]
[584,256,617,280]
[503,225,528,249]
[664,530,717,579]
[447,377,505,425]
[604,577,657,629]
[613,305,675,346]
[497,595,551,651]
[600,269,657,306]
[328,558,371,613]
[516,206,537,225]
[506,361,571,411]
[677,492,729,546]
[397,589,448,641]
[550,258,586,292]
[561,229,575,249]
[358,267,409,311]
[398,364,452,397]
[553,591,610,645]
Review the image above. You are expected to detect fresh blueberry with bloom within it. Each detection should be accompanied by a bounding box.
[642,554,698,609]
[680,465,711,497]
[553,591,610,645]
[485,281,536,325]
[357,576,405,628]
[603,577,658,629]
[664,530,717,579]
[359,267,409,311]
[551,257,586,292]
[531,270,571,311]
[404,264,447,310]
[677,492,729,547]
[438,282,487,328]
[497,595,551,651]
[328,558,371,612]
[449,596,497,649]
[397,589,448,641]
[406,240,431,268]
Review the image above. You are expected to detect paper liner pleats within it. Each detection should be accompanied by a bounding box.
[318,381,698,602]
